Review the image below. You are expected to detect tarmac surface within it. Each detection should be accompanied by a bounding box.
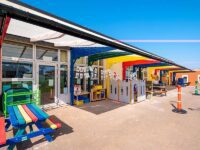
[4,86,200,150]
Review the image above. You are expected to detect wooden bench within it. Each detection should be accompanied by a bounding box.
[153,85,167,96]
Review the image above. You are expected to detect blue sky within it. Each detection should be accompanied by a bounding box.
[21,0,200,69]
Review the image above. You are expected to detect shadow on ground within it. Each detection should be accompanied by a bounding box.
[171,103,187,114]
[188,107,200,111]
[17,115,73,149]
[75,100,128,115]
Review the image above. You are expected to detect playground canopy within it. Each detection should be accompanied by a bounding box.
[0,0,192,71]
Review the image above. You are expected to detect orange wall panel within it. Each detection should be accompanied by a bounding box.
[176,71,200,86]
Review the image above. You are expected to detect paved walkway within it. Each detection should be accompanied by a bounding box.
[6,86,200,150]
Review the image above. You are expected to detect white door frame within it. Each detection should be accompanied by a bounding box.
[58,64,69,104]
[36,62,58,105]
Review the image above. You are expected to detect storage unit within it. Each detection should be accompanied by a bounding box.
[90,85,106,102]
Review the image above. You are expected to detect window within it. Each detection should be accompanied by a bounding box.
[2,42,33,59]
[2,61,32,78]
[36,46,58,61]
[182,75,188,83]
[198,75,200,83]
[126,67,133,79]
[60,65,68,94]
[60,50,68,62]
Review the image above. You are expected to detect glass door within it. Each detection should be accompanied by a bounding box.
[37,64,57,105]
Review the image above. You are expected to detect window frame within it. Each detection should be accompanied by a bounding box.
[197,75,200,83]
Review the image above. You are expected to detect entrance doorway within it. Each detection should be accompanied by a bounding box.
[37,64,57,105]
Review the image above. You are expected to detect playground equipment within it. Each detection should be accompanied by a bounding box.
[3,88,40,117]
[0,89,61,150]
[119,80,131,103]
[109,79,146,103]
[194,81,200,95]
[133,80,146,102]
[109,79,119,101]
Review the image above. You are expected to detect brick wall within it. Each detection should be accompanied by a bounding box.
[176,70,200,86]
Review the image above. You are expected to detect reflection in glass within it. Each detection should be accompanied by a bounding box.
[2,42,33,59]
[39,65,55,105]
[36,47,58,61]
[2,62,32,78]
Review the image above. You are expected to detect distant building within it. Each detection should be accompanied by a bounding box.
[176,69,200,86]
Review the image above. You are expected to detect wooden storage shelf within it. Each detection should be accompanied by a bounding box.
[90,89,106,102]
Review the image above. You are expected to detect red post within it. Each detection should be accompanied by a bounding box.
[177,85,182,111]
[0,16,11,96]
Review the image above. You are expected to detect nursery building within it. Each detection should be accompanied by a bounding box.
[0,0,191,108]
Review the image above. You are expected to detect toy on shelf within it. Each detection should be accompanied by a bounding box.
[90,85,106,102]
[74,85,90,105]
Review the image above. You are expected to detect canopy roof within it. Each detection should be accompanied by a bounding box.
[155,68,186,71]
[0,0,191,71]
[88,51,131,65]
[133,62,170,68]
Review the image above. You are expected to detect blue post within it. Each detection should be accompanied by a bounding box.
[173,72,176,85]
[160,70,163,83]
[70,56,75,106]
[133,66,136,73]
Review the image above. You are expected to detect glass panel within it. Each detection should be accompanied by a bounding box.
[99,60,104,66]
[2,42,33,59]
[60,65,68,94]
[75,57,84,64]
[126,66,133,79]
[183,77,187,83]
[39,65,55,105]
[2,61,32,78]
[60,50,68,62]
[85,57,88,64]
[36,46,58,61]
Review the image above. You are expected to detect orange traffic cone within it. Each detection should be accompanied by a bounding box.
[177,85,182,111]
[172,85,187,114]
